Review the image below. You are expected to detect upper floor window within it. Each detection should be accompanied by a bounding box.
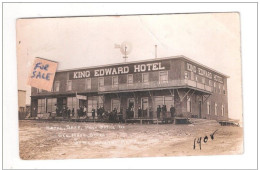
[159,71,168,83]
[219,84,222,94]
[187,63,196,73]
[142,73,149,84]
[202,77,205,84]
[127,74,133,84]
[190,72,194,81]
[37,88,42,93]
[112,76,118,87]
[213,82,217,93]
[207,101,211,114]
[215,103,218,115]
[223,85,226,95]
[187,63,193,71]
[85,78,91,90]
[209,80,213,86]
[54,81,60,92]
[66,80,72,91]
[98,77,104,88]
[184,71,189,79]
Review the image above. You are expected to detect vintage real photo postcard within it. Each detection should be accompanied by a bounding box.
[16,13,243,160]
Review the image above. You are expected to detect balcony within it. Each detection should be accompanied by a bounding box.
[98,79,213,94]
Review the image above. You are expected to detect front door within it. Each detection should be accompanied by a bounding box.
[141,98,148,117]
[128,98,135,118]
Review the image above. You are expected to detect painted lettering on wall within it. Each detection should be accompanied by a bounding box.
[71,62,168,79]
[187,63,224,83]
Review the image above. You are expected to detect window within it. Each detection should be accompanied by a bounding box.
[185,71,189,79]
[141,98,148,110]
[187,96,191,112]
[67,97,77,110]
[98,96,104,107]
[54,81,60,92]
[195,75,198,82]
[221,105,224,116]
[198,68,206,76]
[187,63,193,71]
[112,76,118,87]
[37,88,42,93]
[154,97,164,108]
[88,97,98,114]
[47,98,57,113]
[159,71,168,83]
[66,80,72,91]
[209,80,213,86]
[187,63,196,73]
[214,82,216,93]
[37,99,46,114]
[207,101,211,114]
[98,77,104,88]
[164,96,174,110]
[142,73,149,84]
[111,99,120,111]
[191,72,194,81]
[127,74,133,84]
[223,85,226,95]
[85,78,91,90]
[202,77,205,84]
[215,103,218,115]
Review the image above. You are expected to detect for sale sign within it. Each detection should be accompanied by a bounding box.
[27,57,58,91]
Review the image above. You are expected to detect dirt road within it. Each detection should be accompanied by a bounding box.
[19,120,243,160]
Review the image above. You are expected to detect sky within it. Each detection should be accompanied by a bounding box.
[16,13,242,121]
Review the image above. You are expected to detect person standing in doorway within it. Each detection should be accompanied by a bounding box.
[157,105,161,119]
[67,108,71,119]
[72,108,75,117]
[170,105,175,123]
[162,105,166,118]
[138,106,142,118]
[92,108,96,121]
[83,106,87,117]
[170,105,175,118]
[149,106,153,119]
[130,106,134,118]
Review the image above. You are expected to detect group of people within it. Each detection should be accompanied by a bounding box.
[156,105,176,119]
[137,106,152,118]
[55,106,75,119]
[105,107,123,123]
[77,106,105,120]
[126,106,135,119]
[54,104,176,122]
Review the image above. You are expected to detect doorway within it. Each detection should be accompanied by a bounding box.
[199,101,202,118]
[128,98,135,118]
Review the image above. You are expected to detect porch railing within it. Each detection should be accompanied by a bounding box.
[98,79,212,93]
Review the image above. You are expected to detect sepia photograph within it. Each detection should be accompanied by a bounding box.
[16,13,243,160]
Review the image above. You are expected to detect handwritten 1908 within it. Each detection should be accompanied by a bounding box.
[193,129,218,150]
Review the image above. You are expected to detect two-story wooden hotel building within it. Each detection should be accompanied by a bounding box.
[30,55,229,120]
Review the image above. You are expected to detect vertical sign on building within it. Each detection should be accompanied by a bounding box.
[27,57,58,91]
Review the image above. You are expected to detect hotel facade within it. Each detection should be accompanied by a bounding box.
[30,56,229,120]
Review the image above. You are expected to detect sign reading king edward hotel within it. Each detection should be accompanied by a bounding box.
[71,61,170,79]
